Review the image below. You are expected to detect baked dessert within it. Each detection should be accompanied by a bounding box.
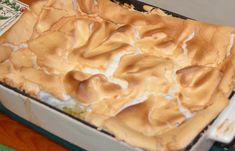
[1,0,235,150]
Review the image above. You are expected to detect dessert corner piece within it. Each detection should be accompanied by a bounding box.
[1,0,235,150]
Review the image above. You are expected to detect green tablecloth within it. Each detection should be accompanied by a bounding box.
[0,103,235,151]
[0,144,16,151]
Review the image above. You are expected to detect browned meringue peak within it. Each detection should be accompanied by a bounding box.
[71,20,119,57]
[135,19,235,68]
[9,48,37,69]
[134,19,196,62]
[35,7,74,33]
[0,45,11,63]
[35,0,77,33]
[176,65,222,111]
[84,91,141,127]
[0,8,37,45]
[56,17,96,49]
[0,55,64,98]
[105,95,185,137]
[184,20,235,66]
[28,31,76,74]
[0,61,11,80]
[135,36,178,59]
[89,88,138,116]
[45,0,74,9]
[97,0,162,25]
[114,54,173,91]
[218,55,235,97]
[30,0,47,16]
[68,20,123,70]
[0,59,40,97]
[17,67,66,99]
[64,55,173,118]
[148,99,185,129]
[48,16,78,32]
[157,91,228,151]
[76,0,99,14]
[0,45,65,98]
[64,70,122,105]
[82,25,133,58]
[70,47,134,91]
[79,55,177,119]
[139,16,185,42]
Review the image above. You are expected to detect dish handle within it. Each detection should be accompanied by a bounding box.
[208,92,235,143]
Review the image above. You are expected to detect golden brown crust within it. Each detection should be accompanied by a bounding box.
[19,67,66,99]
[97,0,162,25]
[30,0,47,16]
[35,0,77,33]
[218,56,235,96]
[0,9,37,45]
[64,71,122,105]
[176,65,222,111]
[0,0,235,151]
[158,91,228,150]
[9,48,35,69]
[0,46,12,63]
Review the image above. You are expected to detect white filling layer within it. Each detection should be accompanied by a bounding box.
[89,23,94,34]
[83,51,130,90]
[116,94,149,115]
[2,42,28,51]
[38,91,76,109]
[133,26,140,41]
[226,34,235,57]
[176,97,193,119]
[83,68,102,75]
[165,68,180,101]
[105,52,129,77]
[19,43,28,49]
[182,32,195,56]
[130,27,143,54]
[72,0,78,11]
[38,91,92,112]
[176,32,195,65]
[164,94,175,100]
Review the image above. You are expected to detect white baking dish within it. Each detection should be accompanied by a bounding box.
[0,83,142,151]
[1,81,235,151]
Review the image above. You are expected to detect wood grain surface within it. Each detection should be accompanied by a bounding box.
[0,113,67,151]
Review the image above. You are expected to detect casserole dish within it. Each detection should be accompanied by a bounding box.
[1,1,233,150]
[1,83,235,151]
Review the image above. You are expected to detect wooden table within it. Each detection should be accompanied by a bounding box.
[0,113,67,151]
